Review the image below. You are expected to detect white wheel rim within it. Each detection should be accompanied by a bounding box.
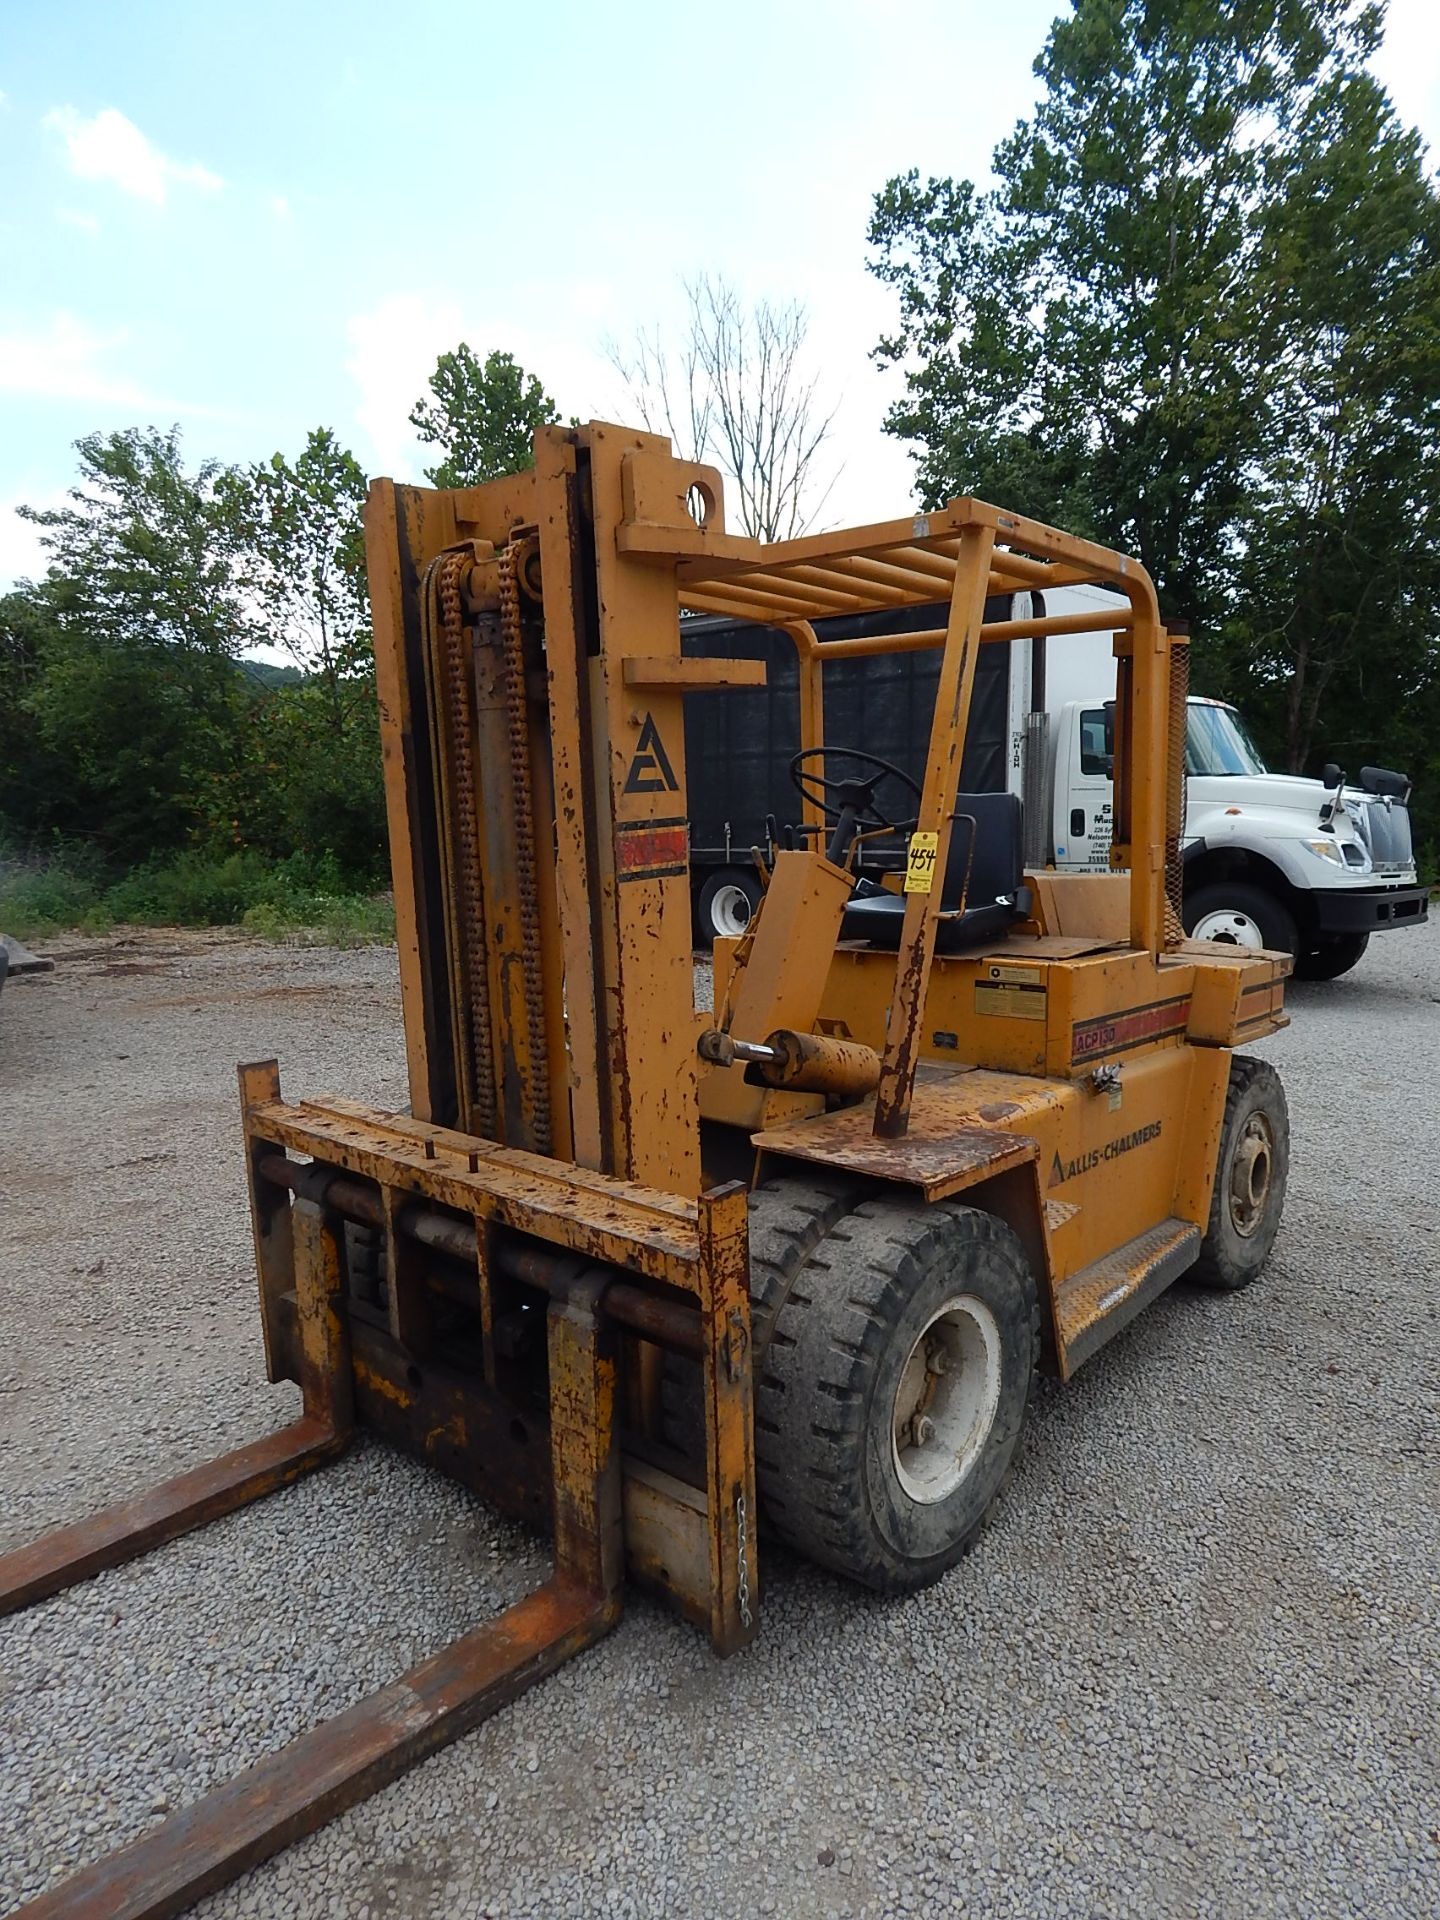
[709,884,753,938]
[1192,907,1265,950]
[891,1294,1002,1504]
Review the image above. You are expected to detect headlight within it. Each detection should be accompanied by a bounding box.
[1304,838,1344,864]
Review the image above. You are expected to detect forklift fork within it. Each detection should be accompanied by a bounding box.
[0,1181,625,1920]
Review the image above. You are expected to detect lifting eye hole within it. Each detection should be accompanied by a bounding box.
[685,482,713,529]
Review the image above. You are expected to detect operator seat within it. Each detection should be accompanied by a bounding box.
[839,791,1030,953]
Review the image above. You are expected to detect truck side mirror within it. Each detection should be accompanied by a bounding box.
[1359,765,1410,801]
[1321,762,1343,791]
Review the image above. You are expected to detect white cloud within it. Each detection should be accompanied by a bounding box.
[345,293,463,476]
[56,207,100,236]
[1372,0,1440,153]
[0,492,63,590]
[44,106,222,204]
[0,312,156,407]
[270,193,291,220]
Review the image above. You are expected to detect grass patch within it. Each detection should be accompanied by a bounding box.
[0,847,393,947]
[241,893,395,949]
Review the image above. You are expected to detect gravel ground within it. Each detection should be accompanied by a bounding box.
[1,922,1437,1920]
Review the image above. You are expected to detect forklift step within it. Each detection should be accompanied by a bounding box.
[1053,1217,1200,1375]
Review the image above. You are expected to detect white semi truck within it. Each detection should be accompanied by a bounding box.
[683,589,1429,976]
[1010,586,1427,977]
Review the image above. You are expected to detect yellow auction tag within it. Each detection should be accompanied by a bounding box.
[904,831,939,893]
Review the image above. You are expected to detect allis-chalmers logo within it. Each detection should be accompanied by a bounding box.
[1049,1120,1163,1187]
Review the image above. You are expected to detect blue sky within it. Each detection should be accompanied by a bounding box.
[3,0,1437,588]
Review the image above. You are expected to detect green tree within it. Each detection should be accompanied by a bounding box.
[16,428,255,862]
[227,428,387,879]
[0,587,69,840]
[867,0,1384,624]
[866,0,1440,853]
[1220,67,1440,778]
[409,346,560,487]
[228,428,371,726]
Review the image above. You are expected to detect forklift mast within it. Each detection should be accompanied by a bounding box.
[369,425,716,1196]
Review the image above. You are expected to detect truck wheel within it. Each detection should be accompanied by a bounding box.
[1294,933,1369,980]
[659,1175,857,1467]
[1184,882,1296,956]
[695,867,761,947]
[1192,1056,1289,1290]
[756,1200,1039,1593]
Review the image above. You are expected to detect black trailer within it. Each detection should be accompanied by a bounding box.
[681,596,1021,944]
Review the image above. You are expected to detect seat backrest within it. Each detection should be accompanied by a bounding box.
[942,791,1024,908]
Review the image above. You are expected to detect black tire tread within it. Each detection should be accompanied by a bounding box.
[658,1175,856,1459]
[754,1199,1040,1589]
[1192,1054,1289,1290]
[1293,933,1369,980]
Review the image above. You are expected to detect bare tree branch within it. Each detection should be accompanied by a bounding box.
[607,275,840,541]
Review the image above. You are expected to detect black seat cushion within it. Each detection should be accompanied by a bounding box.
[840,792,1028,952]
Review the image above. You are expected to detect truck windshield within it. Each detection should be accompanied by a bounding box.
[1186,703,1268,777]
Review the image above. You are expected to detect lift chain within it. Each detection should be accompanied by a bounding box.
[436,548,499,1138]
[499,539,553,1155]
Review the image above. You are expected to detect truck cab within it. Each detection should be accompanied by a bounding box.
[1047,686,1428,978]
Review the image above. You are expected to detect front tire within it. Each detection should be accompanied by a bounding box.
[659,1176,856,1466]
[756,1200,1039,1593]
[1192,1056,1289,1290]
[1184,881,1297,956]
[1294,932,1369,980]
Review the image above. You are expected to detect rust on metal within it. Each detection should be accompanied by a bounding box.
[254,1153,704,1357]
[872,523,997,1139]
[758,1108,1037,1201]
[0,1419,344,1618]
[14,1582,614,1920]
[247,1096,702,1288]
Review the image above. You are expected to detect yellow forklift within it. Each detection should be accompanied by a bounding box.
[0,424,1289,1918]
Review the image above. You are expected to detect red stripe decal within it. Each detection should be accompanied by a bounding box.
[1072,998,1191,1062]
[616,824,689,873]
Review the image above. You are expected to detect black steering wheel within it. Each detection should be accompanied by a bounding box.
[789,747,921,866]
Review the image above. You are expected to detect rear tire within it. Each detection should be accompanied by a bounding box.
[1184,882,1297,956]
[756,1200,1039,1593]
[1192,1056,1289,1290]
[694,866,761,948]
[1294,933,1369,980]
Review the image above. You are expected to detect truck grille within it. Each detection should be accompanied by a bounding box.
[1355,796,1413,871]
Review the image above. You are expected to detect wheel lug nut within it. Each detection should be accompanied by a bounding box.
[913,1414,936,1446]
[926,1348,949,1375]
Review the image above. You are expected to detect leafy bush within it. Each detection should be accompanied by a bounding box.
[0,846,393,945]
[0,861,112,936]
